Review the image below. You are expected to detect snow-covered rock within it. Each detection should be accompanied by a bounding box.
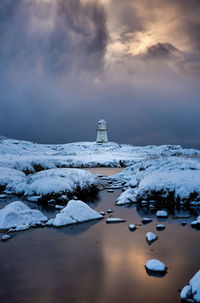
[24,168,99,197]
[142,217,152,224]
[0,167,27,194]
[99,211,105,216]
[107,209,113,213]
[0,165,99,202]
[47,200,103,227]
[156,224,165,230]
[106,218,126,223]
[116,188,136,205]
[129,224,136,231]
[145,259,167,274]
[191,216,200,229]
[180,285,192,301]
[55,205,64,210]
[113,158,200,204]
[146,232,158,243]
[156,210,168,218]
[181,270,200,302]
[1,234,11,241]
[0,201,47,230]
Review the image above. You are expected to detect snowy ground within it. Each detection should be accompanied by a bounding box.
[0,139,199,173]
[0,138,200,205]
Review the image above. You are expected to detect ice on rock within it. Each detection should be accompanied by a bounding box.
[0,201,47,230]
[146,232,158,243]
[106,218,126,223]
[145,259,167,274]
[181,270,200,302]
[47,200,103,227]
[156,210,168,218]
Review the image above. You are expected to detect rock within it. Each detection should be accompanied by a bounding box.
[142,217,152,224]
[146,232,158,243]
[48,199,55,205]
[107,189,114,193]
[180,285,192,301]
[156,210,168,218]
[99,211,105,216]
[106,218,126,223]
[0,201,47,230]
[145,259,167,275]
[107,209,113,213]
[156,224,165,230]
[0,194,8,199]
[129,224,136,231]
[27,195,42,202]
[191,218,200,229]
[55,205,64,210]
[47,200,103,227]
[1,234,11,241]
[181,222,187,226]
[180,270,200,302]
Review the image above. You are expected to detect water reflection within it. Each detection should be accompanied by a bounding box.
[0,168,200,303]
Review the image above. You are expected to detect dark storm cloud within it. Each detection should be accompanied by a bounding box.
[0,0,108,75]
[143,43,180,59]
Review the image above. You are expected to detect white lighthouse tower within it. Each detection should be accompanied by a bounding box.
[96,117,108,144]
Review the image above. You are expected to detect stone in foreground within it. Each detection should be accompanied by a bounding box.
[47,200,103,227]
[0,201,47,231]
[156,210,168,218]
[142,217,152,224]
[1,235,11,241]
[146,232,158,243]
[106,218,126,223]
[129,224,136,231]
[156,224,166,230]
[145,259,167,276]
[180,270,200,302]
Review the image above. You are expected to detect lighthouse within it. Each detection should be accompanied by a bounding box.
[96,118,108,144]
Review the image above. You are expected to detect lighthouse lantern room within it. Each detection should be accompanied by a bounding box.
[96,118,108,144]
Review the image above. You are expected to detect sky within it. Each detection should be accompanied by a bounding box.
[0,0,200,147]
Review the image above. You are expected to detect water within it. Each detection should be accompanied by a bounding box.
[0,168,200,303]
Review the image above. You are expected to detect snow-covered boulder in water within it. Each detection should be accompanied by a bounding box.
[156,210,168,218]
[114,158,200,204]
[106,218,126,223]
[145,259,167,275]
[146,232,158,243]
[191,216,200,229]
[116,188,136,205]
[24,168,99,198]
[47,200,103,227]
[180,270,200,302]
[0,201,47,231]
[0,167,27,194]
